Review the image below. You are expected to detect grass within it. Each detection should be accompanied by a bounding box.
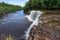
[6,35,14,40]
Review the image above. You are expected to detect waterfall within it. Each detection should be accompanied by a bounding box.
[26,10,42,22]
[25,10,43,40]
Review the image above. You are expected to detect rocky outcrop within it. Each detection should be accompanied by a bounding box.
[28,14,60,40]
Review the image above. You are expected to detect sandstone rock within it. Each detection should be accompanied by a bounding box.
[28,14,60,40]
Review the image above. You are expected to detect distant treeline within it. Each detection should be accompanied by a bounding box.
[0,2,22,17]
[24,0,60,14]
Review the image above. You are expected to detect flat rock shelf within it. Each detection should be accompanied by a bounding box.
[28,14,60,40]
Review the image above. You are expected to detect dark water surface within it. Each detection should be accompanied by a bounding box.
[0,10,32,40]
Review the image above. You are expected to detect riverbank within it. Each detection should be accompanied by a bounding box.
[28,11,60,40]
[0,2,22,17]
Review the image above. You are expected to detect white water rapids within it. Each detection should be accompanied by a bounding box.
[25,10,43,40]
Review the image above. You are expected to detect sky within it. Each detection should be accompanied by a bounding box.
[0,0,28,7]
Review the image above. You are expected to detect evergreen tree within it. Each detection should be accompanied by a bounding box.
[24,0,60,14]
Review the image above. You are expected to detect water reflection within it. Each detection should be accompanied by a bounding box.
[0,10,32,40]
[0,10,25,24]
[1,10,24,20]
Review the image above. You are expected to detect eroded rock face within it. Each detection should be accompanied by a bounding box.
[28,14,60,40]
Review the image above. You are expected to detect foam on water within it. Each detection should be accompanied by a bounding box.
[25,10,43,40]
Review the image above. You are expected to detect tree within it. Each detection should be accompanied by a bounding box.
[24,0,60,14]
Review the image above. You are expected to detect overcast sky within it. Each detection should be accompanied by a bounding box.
[0,0,28,7]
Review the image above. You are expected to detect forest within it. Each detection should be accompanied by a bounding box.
[0,2,22,17]
[24,0,60,14]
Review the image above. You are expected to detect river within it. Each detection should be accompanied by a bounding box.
[0,10,32,40]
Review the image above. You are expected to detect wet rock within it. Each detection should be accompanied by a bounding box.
[28,14,60,40]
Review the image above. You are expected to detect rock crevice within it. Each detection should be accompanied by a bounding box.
[28,14,60,40]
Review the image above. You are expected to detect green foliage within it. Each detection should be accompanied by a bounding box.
[0,2,22,17]
[24,0,60,14]
[37,30,42,34]
[6,35,14,40]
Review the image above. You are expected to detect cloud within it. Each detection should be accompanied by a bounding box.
[27,0,28,1]
[0,0,28,7]
[8,1,25,7]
